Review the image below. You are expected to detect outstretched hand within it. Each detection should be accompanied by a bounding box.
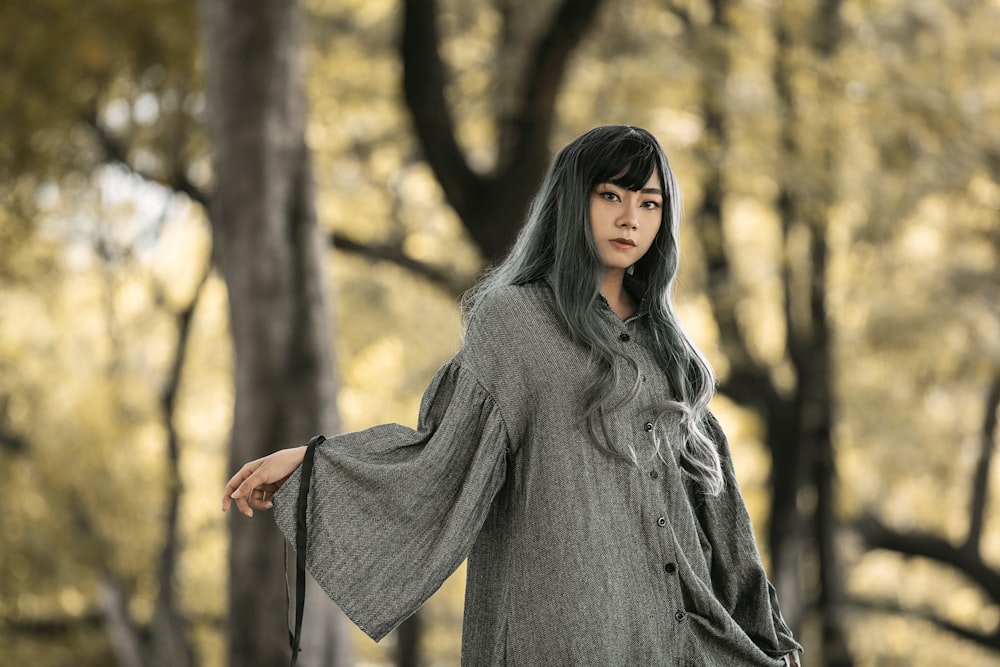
[222,446,307,517]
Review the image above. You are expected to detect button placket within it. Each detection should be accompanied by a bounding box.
[624,352,688,635]
[647,486,686,614]
[634,360,685,625]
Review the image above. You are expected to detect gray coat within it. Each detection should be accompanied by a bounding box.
[273,279,803,666]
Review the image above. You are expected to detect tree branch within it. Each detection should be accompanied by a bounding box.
[662,1,694,30]
[157,266,212,415]
[401,0,484,225]
[855,515,1000,605]
[690,0,776,413]
[86,116,211,208]
[0,426,28,453]
[402,0,607,261]
[506,0,605,170]
[814,0,844,57]
[855,374,1000,627]
[66,495,150,666]
[0,395,28,453]
[849,598,1000,650]
[329,231,470,297]
[468,0,607,257]
[968,374,1000,551]
[148,261,211,667]
[98,575,146,667]
[2,610,223,635]
[2,613,107,635]
[697,184,776,413]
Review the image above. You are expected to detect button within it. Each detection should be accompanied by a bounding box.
[656,516,666,527]
[664,562,677,574]
[618,332,630,342]
[644,421,653,432]
[674,610,686,622]
[649,470,659,479]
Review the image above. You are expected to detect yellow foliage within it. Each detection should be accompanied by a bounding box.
[5,0,1000,665]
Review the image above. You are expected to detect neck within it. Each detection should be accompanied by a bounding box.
[598,269,635,320]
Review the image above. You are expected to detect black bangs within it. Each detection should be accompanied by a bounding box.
[589,129,660,191]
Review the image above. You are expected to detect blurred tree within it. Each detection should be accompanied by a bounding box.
[5,0,1000,665]
[401,0,605,261]
[834,0,1000,657]
[858,375,1000,649]
[197,0,350,666]
[0,175,217,667]
[149,258,211,667]
[769,1,852,663]
[0,1,214,665]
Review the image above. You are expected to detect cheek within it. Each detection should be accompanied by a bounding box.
[587,203,600,233]
[638,224,663,258]
[646,220,663,245]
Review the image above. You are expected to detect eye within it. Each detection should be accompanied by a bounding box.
[641,200,661,210]
[599,191,621,202]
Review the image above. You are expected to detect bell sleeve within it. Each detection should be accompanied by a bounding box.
[695,411,804,659]
[271,359,510,642]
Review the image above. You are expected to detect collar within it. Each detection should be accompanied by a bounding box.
[541,272,652,318]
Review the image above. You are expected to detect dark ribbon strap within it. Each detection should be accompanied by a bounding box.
[288,434,325,667]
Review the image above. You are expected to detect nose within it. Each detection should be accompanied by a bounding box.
[617,211,638,230]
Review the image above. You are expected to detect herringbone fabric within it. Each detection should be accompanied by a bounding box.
[273,279,802,666]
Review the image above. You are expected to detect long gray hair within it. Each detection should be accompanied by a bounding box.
[464,125,724,495]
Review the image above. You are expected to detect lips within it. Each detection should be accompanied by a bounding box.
[610,238,636,249]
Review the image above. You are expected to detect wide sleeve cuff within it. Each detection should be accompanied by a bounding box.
[272,360,509,641]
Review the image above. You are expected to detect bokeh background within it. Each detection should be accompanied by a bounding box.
[2,0,999,665]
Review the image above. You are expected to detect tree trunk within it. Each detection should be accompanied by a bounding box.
[772,1,853,662]
[198,0,351,665]
[395,609,421,667]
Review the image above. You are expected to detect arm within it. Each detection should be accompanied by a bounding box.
[695,411,803,658]
[269,361,510,642]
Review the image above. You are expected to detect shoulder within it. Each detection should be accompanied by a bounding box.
[460,280,560,366]
[464,281,555,336]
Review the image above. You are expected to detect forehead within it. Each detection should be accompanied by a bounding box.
[603,167,661,193]
[594,148,660,190]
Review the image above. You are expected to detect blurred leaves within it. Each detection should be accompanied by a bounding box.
[2,0,1000,665]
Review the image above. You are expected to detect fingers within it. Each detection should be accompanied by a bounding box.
[247,486,275,511]
[223,460,269,516]
[224,464,281,517]
[222,460,259,513]
[231,472,264,517]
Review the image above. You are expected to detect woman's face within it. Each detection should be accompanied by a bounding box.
[588,169,663,273]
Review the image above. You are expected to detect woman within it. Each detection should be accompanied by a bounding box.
[224,125,803,666]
